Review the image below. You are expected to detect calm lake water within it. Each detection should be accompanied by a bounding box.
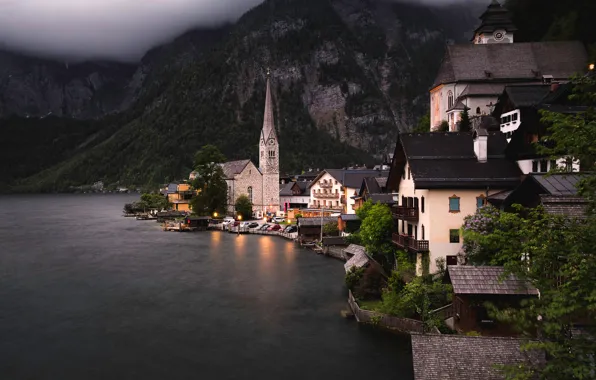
[0,195,413,379]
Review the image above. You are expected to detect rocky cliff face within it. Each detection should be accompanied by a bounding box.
[6,0,482,190]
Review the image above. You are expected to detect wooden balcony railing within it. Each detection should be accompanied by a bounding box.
[391,233,429,253]
[313,193,339,199]
[319,182,333,188]
[392,206,419,221]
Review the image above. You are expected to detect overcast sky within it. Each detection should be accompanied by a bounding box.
[0,0,484,62]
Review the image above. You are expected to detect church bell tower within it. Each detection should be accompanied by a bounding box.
[472,0,517,44]
[259,69,280,214]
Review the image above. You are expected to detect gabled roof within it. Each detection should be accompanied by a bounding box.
[459,83,506,97]
[531,173,582,196]
[503,85,552,108]
[387,132,521,190]
[219,159,251,179]
[339,214,360,221]
[344,251,370,273]
[310,169,389,189]
[411,334,544,380]
[344,244,366,257]
[447,265,538,295]
[433,41,587,88]
[368,193,395,204]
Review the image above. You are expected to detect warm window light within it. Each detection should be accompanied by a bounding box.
[590,63,595,71]
[213,212,218,218]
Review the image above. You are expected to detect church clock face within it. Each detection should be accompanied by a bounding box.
[268,138,275,146]
[493,30,505,41]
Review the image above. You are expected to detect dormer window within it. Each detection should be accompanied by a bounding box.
[542,75,553,84]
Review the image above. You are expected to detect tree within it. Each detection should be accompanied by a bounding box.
[462,205,596,379]
[359,202,394,257]
[459,106,471,132]
[436,120,449,132]
[412,111,430,133]
[322,221,339,236]
[234,194,253,219]
[140,193,170,211]
[189,145,228,216]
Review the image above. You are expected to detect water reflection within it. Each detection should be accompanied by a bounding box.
[258,236,276,277]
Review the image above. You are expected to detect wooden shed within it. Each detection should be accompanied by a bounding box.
[446,265,538,336]
[297,217,337,242]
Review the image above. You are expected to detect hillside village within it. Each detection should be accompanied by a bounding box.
[142,1,596,378]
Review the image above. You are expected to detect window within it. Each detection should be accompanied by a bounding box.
[402,220,405,233]
[532,160,538,173]
[247,187,253,203]
[449,195,460,213]
[421,196,425,213]
[335,180,338,185]
[448,91,454,109]
[421,225,425,240]
[565,157,573,172]
[407,167,411,180]
[512,113,518,121]
[550,160,557,170]
[476,107,481,115]
[476,196,485,209]
[268,150,275,158]
[414,197,419,211]
[449,229,460,243]
[540,160,547,173]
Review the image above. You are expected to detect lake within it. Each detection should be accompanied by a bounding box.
[0,194,413,379]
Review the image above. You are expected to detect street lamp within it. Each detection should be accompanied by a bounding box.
[237,214,242,235]
[213,211,218,218]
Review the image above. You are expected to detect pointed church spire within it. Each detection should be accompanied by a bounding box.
[261,68,276,144]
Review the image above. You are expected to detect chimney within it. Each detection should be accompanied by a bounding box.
[474,127,489,163]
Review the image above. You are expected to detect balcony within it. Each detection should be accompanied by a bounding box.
[308,204,343,210]
[319,182,333,188]
[392,206,419,222]
[391,233,429,253]
[313,192,340,199]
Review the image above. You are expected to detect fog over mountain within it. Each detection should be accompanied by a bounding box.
[0,0,486,62]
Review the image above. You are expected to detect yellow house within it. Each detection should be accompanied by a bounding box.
[387,128,521,275]
[166,182,194,212]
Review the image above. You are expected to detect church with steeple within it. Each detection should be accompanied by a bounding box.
[211,70,280,217]
[429,0,587,131]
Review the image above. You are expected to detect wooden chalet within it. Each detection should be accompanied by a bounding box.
[296,217,337,241]
[445,265,538,336]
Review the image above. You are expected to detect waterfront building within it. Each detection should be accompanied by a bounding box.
[308,169,389,215]
[386,129,521,274]
[209,70,280,217]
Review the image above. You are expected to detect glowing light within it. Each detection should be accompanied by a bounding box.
[590,63,595,71]
[213,212,218,218]
[238,214,243,221]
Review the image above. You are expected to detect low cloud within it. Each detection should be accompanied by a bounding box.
[0,0,263,62]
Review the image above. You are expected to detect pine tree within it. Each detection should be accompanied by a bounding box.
[459,106,471,132]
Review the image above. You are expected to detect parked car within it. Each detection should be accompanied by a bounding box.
[285,225,297,233]
[268,224,282,231]
[259,224,270,231]
[272,216,285,223]
[247,222,259,228]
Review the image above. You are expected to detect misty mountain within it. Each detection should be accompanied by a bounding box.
[3,0,482,191]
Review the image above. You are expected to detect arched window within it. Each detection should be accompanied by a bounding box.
[476,107,481,114]
[447,91,454,109]
[247,187,253,203]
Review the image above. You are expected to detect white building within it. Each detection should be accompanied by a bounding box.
[308,169,389,214]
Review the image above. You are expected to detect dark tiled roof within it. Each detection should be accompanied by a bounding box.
[219,160,251,179]
[448,266,538,295]
[369,193,395,204]
[399,132,521,189]
[364,177,382,193]
[315,169,389,189]
[344,251,370,273]
[297,217,337,227]
[540,195,587,218]
[459,83,505,97]
[504,85,551,108]
[487,189,513,201]
[411,334,544,380]
[433,41,587,88]
[279,182,295,196]
[531,173,582,196]
[339,214,359,221]
[375,177,387,188]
